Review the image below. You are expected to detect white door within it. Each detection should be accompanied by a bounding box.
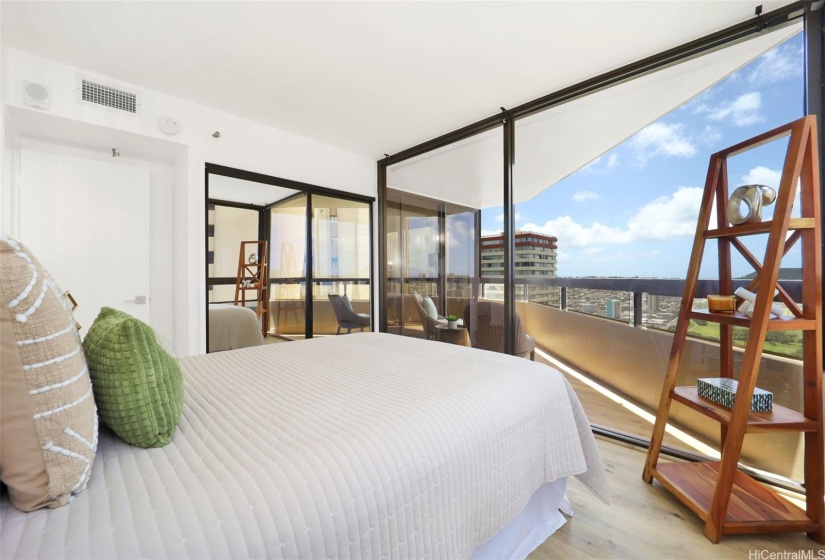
[18,149,151,333]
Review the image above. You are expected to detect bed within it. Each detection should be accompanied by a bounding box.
[0,333,608,559]
[208,303,264,352]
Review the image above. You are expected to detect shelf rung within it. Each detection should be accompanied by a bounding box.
[687,309,816,331]
[671,387,817,433]
[705,218,815,238]
[652,462,816,534]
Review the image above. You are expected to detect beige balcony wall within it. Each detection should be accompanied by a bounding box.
[517,301,807,481]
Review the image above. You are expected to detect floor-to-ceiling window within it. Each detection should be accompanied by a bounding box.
[380,17,812,484]
[311,195,372,337]
[385,127,500,348]
[385,192,440,336]
[206,165,374,346]
[269,193,307,338]
[506,28,806,482]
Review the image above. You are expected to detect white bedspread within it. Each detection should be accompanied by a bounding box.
[1,333,608,559]
[208,303,264,352]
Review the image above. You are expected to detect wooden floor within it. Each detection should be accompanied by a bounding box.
[528,350,823,558]
[528,438,824,559]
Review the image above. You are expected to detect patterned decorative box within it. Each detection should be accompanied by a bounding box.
[697,378,773,412]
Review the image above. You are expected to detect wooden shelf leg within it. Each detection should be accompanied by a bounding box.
[644,156,722,483]
[643,338,681,483]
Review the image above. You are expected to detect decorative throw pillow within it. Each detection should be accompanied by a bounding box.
[342,294,353,311]
[0,234,97,512]
[82,307,183,448]
[421,296,439,320]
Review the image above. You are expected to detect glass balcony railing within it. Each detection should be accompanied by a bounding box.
[479,276,804,359]
[477,275,805,485]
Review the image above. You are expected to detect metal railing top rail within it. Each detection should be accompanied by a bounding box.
[209,276,370,285]
[389,275,803,300]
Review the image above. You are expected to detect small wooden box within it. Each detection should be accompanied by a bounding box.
[707,294,736,313]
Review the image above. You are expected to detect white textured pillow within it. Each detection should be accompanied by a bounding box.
[0,234,97,511]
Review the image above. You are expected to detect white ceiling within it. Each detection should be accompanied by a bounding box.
[209,175,299,206]
[0,1,797,160]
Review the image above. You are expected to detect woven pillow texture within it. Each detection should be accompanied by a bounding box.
[83,307,183,448]
[0,234,97,512]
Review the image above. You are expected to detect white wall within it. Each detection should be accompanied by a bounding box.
[1,47,376,355]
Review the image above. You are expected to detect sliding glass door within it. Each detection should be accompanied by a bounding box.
[206,164,373,346]
[311,195,371,337]
[269,194,308,339]
[384,186,483,342]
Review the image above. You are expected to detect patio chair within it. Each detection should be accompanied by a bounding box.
[412,293,447,340]
[328,294,370,334]
[463,301,535,360]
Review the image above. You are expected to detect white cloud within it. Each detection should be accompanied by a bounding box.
[747,43,802,85]
[447,218,470,248]
[522,215,625,248]
[521,186,703,248]
[741,166,781,188]
[630,122,696,166]
[582,155,602,172]
[625,187,704,241]
[739,166,802,217]
[700,125,722,146]
[571,191,600,202]
[582,153,620,174]
[699,92,762,127]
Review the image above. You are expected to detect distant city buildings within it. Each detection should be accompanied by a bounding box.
[605,298,622,319]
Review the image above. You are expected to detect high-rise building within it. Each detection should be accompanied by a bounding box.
[605,298,622,319]
[480,232,558,305]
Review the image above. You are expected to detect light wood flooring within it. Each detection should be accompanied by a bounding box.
[528,350,823,558]
[528,438,824,559]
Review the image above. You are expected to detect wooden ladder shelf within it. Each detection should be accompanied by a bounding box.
[642,116,823,544]
[234,240,269,336]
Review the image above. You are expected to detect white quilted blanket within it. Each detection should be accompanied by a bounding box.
[1,333,608,559]
[208,303,264,352]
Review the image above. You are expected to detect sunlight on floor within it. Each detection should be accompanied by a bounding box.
[536,348,721,459]
[536,348,808,509]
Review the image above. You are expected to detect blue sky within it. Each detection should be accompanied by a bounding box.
[481,33,804,278]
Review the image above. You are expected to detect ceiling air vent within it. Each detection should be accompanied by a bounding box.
[78,78,139,115]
